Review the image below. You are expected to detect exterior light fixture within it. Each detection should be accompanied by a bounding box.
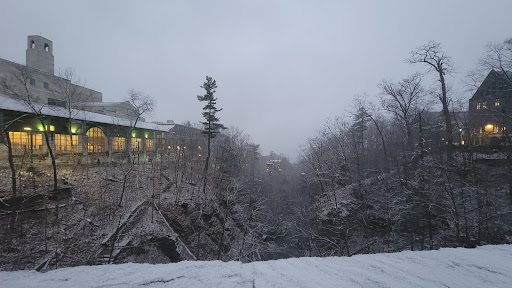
[132,132,136,137]
[24,127,32,131]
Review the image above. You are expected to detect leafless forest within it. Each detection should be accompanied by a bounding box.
[1,38,512,271]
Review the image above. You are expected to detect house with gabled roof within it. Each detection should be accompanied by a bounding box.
[468,70,512,145]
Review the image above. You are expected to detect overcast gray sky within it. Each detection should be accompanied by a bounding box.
[1,0,511,161]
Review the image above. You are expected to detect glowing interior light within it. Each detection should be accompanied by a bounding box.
[23,127,32,131]
[485,124,494,132]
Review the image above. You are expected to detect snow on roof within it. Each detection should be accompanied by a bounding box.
[0,94,169,132]
[0,245,510,288]
[76,101,128,107]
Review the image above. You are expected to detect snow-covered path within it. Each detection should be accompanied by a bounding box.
[1,245,511,288]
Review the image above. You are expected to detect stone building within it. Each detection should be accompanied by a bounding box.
[0,35,103,107]
[468,70,512,145]
[0,35,170,166]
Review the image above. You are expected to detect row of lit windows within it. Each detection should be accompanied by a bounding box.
[9,130,155,153]
[479,124,506,133]
[476,99,500,110]
[55,134,79,152]
[8,132,43,151]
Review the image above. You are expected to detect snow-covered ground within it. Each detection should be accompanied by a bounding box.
[1,245,511,288]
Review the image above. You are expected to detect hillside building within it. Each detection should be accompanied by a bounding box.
[0,35,171,166]
[468,70,512,145]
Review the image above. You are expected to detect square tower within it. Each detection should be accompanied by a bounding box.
[26,35,54,75]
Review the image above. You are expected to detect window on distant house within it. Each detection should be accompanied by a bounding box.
[482,101,487,109]
[31,41,35,48]
[30,78,35,85]
[495,99,500,107]
[44,43,49,52]
[44,82,49,89]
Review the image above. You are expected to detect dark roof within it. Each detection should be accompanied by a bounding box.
[470,70,512,101]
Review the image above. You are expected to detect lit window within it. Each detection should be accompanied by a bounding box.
[484,124,494,132]
[45,125,55,132]
[112,137,126,151]
[482,101,487,109]
[495,99,500,107]
[55,134,79,152]
[8,132,43,151]
[145,139,154,149]
[33,133,43,150]
[131,138,141,150]
[86,127,105,153]
[8,132,29,151]
[30,78,35,85]
[44,82,49,89]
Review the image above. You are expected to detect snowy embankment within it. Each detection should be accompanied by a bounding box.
[1,245,511,288]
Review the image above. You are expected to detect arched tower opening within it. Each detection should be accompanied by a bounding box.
[26,35,54,74]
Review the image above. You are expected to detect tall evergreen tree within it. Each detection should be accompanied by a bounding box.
[197,76,227,197]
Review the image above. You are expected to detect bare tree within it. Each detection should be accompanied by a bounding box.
[408,41,454,158]
[54,67,91,156]
[379,73,425,149]
[353,96,390,173]
[125,89,155,163]
[480,37,512,82]
[1,65,58,191]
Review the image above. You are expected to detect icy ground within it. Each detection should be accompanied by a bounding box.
[1,245,511,288]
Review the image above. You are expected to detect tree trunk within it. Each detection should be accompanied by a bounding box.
[4,132,18,233]
[439,70,453,160]
[39,119,58,191]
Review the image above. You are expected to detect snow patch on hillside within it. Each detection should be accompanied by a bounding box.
[1,245,511,288]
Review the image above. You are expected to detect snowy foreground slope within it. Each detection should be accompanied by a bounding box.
[1,245,511,288]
